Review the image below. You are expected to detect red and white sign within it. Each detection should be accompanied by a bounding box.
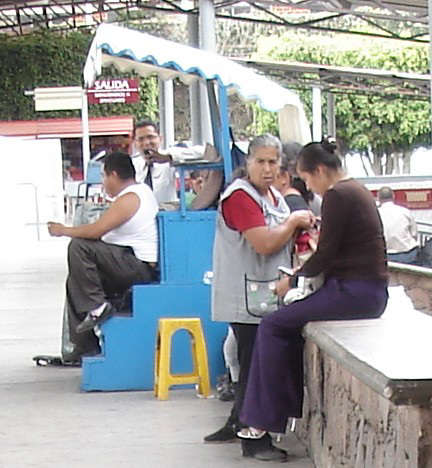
[87,78,140,104]
[371,188,432,210]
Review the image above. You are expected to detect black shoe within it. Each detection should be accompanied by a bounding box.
[76,303,113,334]
[242,433,288,462]
[203,424,237,443]
[33,355,82,367]
[245,446,288,462]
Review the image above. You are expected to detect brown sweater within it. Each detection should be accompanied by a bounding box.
[300,178,388,282]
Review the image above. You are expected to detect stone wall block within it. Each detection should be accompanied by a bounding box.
[305,341,322,408]
[364,389,382,429]
[408,287,430,310]
[388,273,400,287]
[394,406,419,468]
[416,276,432,292]
[389,266,432,317]
[350,375,363,405]
[349,411,364,467]
[377,396,391,433]
[389,271,417,288]
[364,427,376,468]
[298,341,432,467]
[418,407,432,468]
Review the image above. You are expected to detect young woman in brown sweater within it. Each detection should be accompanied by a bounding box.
[237,138,388,462]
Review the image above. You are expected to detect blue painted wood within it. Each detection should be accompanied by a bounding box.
[81,282,227,391]
[81,210,228,391]
[81,80,235,392]
[218,85,233,183]
[158,211,217,284]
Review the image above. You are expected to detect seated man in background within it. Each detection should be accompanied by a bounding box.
[131,119,205,205]
[185,170,207,209]
[48,151,159,360]
[378,186,419,264]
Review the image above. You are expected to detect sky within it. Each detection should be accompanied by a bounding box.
[345,148,432,177]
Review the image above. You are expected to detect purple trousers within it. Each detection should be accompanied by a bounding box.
[240,277,388,433]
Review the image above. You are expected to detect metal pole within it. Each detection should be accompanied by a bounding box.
[199,0,216,51]
[312,86,322,141]
[327,92,336,138]
[32,183,40,241]
[199,0,216,145]
[81,89,90,180]
[159,79,175,148]
[188,10,202,145]
[429,0,432,142]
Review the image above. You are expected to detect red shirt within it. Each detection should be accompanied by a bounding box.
[222,190,268,232]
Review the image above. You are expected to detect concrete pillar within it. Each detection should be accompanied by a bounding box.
[428,0,432,139]
[81,89,90,179]
[198,0,216,144]
[312,86,322,141]
[187,11,202,145]
[199,0,216,51]
[327,92,336,138]
[159,79,175,149]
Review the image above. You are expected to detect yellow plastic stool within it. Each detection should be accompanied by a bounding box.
[154,317,211,400]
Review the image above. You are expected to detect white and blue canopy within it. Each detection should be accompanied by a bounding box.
[84,23,310,143]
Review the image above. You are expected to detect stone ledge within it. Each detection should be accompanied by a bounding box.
[297,340,432,468]
[389,264,432,315]
[388,261,432,277]
[304,311,432,405]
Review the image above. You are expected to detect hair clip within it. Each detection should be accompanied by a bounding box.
[321,136,337,153]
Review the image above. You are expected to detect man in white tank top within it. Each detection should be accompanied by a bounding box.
[48,152,159,360]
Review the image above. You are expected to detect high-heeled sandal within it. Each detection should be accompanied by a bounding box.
[237,427,266,439]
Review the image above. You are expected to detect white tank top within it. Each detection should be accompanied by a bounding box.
[102,184,158,262]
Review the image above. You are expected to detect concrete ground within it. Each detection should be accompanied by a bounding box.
[0,238,313,468]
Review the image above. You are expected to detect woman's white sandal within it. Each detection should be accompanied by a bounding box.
[237,427,266,439]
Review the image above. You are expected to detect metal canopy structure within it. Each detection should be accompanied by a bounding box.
[0,0,429,42]
[236,58,431,100]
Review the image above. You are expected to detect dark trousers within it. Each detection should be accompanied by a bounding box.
[66,238,157,357]
[388,246,418,264]
[226,323,258,429]
[240,277,388,433]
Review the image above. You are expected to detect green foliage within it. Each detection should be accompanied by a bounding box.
[254,33,431,173]
[117,10,187,41]
[246,103,279,136]
[0,30,158,121]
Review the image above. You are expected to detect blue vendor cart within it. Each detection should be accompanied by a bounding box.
[80,23,311,392]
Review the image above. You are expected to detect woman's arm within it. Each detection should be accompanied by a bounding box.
[243,210,314,255]
[299,189,347,277]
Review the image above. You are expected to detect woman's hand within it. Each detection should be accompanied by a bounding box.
[289,210,315,230]
[275,276,292,297]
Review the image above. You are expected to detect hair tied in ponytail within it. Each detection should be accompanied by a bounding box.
[321,136,337,153]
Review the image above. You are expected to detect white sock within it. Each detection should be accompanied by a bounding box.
[89,302,108,317]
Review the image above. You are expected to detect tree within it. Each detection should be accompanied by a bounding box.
[254,33,431,174]
[0,30,158,122]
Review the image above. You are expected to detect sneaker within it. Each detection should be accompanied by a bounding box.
[203,424,237,443]
[216,373,235,402]
[76,303,113,334]
[219,386,235,402]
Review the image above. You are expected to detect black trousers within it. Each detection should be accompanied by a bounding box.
[65,238,157,357]
[226,322,258,429]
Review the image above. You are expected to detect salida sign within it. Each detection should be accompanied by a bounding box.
[87,78,140,104]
